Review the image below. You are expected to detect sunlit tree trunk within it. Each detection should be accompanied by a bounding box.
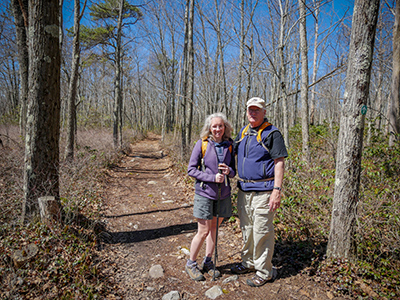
[187,0,194,148]
[181,0,194,155]
[235,0,245,133]
[65,0,86,161]
[23,0,61,222]
[113,0,124,149]
[389,0,400,146]
[278,0,289,148]
[299,0,310,163]
[327,0,379,260]
[11,0,29,136]
[310,0,320,126]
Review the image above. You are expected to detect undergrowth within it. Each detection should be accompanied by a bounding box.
[277,123,400,299]
[0,126,139,299]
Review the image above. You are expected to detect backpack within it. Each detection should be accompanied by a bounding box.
[238,121,276,152]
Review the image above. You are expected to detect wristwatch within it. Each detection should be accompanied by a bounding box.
[273,186,282,191]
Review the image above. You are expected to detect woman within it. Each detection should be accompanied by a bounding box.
[186,113,236,281]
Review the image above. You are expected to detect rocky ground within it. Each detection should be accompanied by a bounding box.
[97,133,349,300]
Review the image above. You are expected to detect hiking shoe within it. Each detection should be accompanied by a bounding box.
[185,262,205,281]
[230,263,254,274]
[200,258,221,278]
[246,268,277,287]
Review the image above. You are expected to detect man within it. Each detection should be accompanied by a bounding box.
[232,97,288,287]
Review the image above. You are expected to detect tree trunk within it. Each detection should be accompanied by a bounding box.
[299,0,310,162]
[11,0,29,136]
[181,0,194,155]
[310,0,320,126]
[23,0,61,222]
[389,0,400,146]
[187,0,195,148]
[278,0,289,148]
[180,0,189,155]
[65,0,86,161]
[327,0,380,260]
[235,0,245,133]
[113,0,124,149]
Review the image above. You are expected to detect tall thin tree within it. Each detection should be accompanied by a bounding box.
[388,0,400,146]
[299,0,310,162]
[65,0,87,161]
[11,0,29,135]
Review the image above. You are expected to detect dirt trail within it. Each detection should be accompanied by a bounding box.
[99,134,346,300]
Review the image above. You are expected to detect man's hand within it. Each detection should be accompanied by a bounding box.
[269,189,281,211]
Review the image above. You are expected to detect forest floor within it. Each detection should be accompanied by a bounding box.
[98,133,349,300]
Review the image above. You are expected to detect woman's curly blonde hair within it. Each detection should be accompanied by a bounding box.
[200,112,233,141]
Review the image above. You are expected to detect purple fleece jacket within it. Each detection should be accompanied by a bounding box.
[187,138,236,200]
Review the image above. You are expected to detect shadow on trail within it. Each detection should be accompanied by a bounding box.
[108,165,170,174]
[219,239,327,280]
[101,222,197,244]
[101,205,193,219]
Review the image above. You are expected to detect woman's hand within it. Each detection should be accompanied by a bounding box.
[218,163,230,175]
[215,173,224,183]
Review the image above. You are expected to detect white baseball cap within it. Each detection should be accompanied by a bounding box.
[246,97,266,109]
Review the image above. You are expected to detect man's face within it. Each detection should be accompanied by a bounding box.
[247,106,266,127]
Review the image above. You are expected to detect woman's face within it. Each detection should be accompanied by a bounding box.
[210,117,225,142]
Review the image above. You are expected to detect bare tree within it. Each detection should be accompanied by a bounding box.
[11,0,28,135]
[388,0,400,146]
[309,0,320,126]
[113,0,124,149]
[327,0,380,260]
[23,0,61,221]
[181,0,194,155]
[65,0,87,161]
[298,0,310,162]
[278,0,290,148]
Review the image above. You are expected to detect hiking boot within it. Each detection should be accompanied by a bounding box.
[185,262,205,281]
[246,268,277,287]
[230,263,254,274]
[200,258,221,278]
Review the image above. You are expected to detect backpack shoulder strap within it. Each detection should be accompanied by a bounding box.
[201,138,208,158]
[240,124,251,141]
[257,121,272,143]
[202,138,233,158]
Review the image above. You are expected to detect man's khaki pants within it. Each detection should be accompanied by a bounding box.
[237,189,275,280]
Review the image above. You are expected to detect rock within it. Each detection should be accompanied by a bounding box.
[178,246,190,255]
[148,181,157,185]
[162,291,180,300]
[149,264,164,279]
[222,275,238,284]
[205,285,223,299]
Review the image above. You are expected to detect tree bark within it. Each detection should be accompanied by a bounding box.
[23,0,61,221]
[389,0,400,146]
[299,0,310,162]
[310,0,320,126]
[11,0,29,136]
[65,0,86,161]
[327,0,380,260]
[279,0,290,148]
[113,0,124,149]
[235,0,245,133]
